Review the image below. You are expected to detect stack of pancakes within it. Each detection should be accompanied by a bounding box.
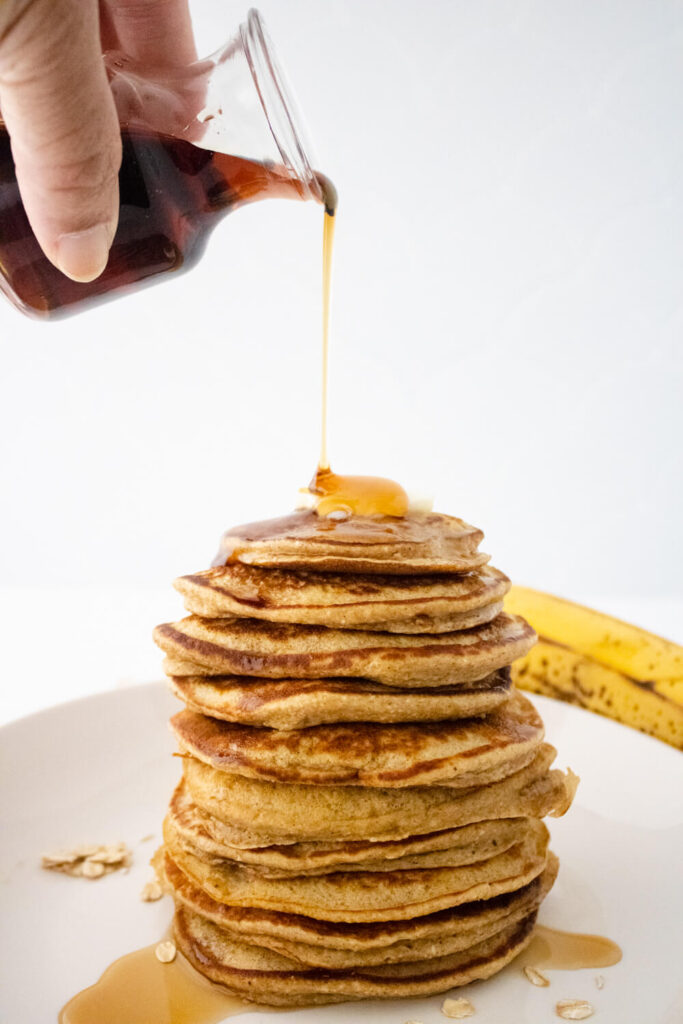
[153,510,577,1006]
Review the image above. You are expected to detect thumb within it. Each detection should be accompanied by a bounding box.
[0,0,121,282]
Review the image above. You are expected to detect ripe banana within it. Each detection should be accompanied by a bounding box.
[505,586,683,750]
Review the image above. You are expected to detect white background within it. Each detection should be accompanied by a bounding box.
[1,0,682,721]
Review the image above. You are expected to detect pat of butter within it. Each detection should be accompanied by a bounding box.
[407,493,434,513]
[296,489,317,511]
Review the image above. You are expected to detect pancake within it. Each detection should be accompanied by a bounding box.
[169,689,544,788]
[165,795,534,875]
[238,899,534,969]
[168,669,512,729]
[163,816,549,921]
[212,510,490,575]
[162,850,557,953]
[175,563,510,633]
[167,780,538,873]
[181,743,578,845]
[174,905,537,1006]
[168,779,534,874]
[154,611,536,687]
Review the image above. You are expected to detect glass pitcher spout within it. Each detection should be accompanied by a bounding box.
[104,10,322,202]
[0,8,323,319]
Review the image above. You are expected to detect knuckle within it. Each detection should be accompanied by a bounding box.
[0,0,80,91]
[0,0,59,69]
[107,0,175,16]
[9,109,122,211]
[16,125,122,221]
[47,137,122,198]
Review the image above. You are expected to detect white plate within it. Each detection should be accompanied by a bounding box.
[1,684,682,1024]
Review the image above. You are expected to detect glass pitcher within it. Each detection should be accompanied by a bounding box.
[0,8,323,319]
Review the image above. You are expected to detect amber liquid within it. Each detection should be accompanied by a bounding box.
[319,178,337,471]
[0,125,306,318]
[58,943,254,1024]
[518,925,622,971]
[309,465,409,517]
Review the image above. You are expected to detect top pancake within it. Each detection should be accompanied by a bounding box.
[174,563,510,633]
[212,510,490,575]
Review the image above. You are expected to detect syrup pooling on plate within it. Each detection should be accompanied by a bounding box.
[58,942,254,1024]
[517,925,622,970]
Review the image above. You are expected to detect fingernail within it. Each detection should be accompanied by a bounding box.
[56,224,111,282]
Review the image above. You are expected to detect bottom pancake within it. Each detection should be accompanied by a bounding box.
[174,905,537,1007]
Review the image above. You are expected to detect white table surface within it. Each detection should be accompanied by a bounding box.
[0,586,681,727]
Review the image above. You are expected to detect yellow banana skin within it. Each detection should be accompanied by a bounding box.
[505,587,683,750]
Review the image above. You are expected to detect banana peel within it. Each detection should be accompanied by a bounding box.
[505,586,683,750]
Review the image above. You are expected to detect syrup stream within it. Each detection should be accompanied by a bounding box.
[307,174,409,517]
[319,183,336,471]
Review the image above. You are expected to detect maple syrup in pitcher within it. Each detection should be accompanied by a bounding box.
[0,127,310,317]
[0,10,324,317]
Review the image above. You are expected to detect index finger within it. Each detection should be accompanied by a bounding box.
[100,0,196,65]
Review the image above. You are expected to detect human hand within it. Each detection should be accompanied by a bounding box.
[0,0,195,283]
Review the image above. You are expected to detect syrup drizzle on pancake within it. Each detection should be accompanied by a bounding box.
[309,466,409,518]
